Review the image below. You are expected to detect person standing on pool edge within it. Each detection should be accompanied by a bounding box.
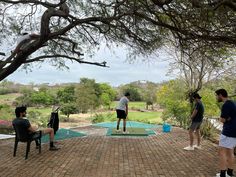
[116,92,130,134]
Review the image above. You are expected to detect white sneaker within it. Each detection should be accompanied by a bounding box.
[183,146,194,151]
[116,129,121,133]
[193,145,202,149]
[215,172,231,177]
[123,131,129,134]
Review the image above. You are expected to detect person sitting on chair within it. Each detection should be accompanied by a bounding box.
[12,106,59,151]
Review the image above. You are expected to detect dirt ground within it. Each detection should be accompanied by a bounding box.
[59,113,93,128]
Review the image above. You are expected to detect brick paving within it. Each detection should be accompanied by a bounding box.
[0,126,235,177]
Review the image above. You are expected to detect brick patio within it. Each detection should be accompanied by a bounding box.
[0,126,234,177]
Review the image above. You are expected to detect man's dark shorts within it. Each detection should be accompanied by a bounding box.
[189,121,202,131]
[116,109,127,119]
[29,131,42,139]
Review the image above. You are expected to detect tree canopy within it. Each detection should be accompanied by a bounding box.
[0,0,235,81]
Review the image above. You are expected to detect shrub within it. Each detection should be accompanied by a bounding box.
[60,103,78,119]
[0,120,14,134]
[91,112,116,123]
[91,113,105,123]
[27,110,48,128]
[60,115,70,122]
[0,104,13,120]
[200,117,218,139]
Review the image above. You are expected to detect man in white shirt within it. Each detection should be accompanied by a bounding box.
[116,92,130,134]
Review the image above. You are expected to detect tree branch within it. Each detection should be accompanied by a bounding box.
[210,0,236,11]
[151,0,173,7]
[0,0,66,8]
[24,55,109,67]
[134,11,236,45]
[57,36,84,56]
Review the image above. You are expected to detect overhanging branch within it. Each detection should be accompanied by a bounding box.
[57,37,84,56]
[135,11,236,46]
[24,55,109,67]
[0,0,66,8]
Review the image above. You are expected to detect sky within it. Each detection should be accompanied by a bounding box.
[5,45,175,87]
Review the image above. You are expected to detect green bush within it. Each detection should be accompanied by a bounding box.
[200,118,218,139]
[0,120,14,134]
[60,115,70,122]
[91,112,116,123]
[60,103,78,118]
[91,113,105,123]
[157,80,191,128]
[27,110,48,127]
[0,104,13,120]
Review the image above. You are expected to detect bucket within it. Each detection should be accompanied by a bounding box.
[162,123,171,133]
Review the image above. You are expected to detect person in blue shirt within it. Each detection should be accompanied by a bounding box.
[215,89,236,177]
[184,93,204,151]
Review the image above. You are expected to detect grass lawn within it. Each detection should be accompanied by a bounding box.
[0,93,20,99]
[28,107,52,115]
[0,95,162,125]
[91,111,163,124]
[0,93,21,104]
[128,111,163,124]
[111,101,146,110]
[29,102,162,125]
[27,107,52,115]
